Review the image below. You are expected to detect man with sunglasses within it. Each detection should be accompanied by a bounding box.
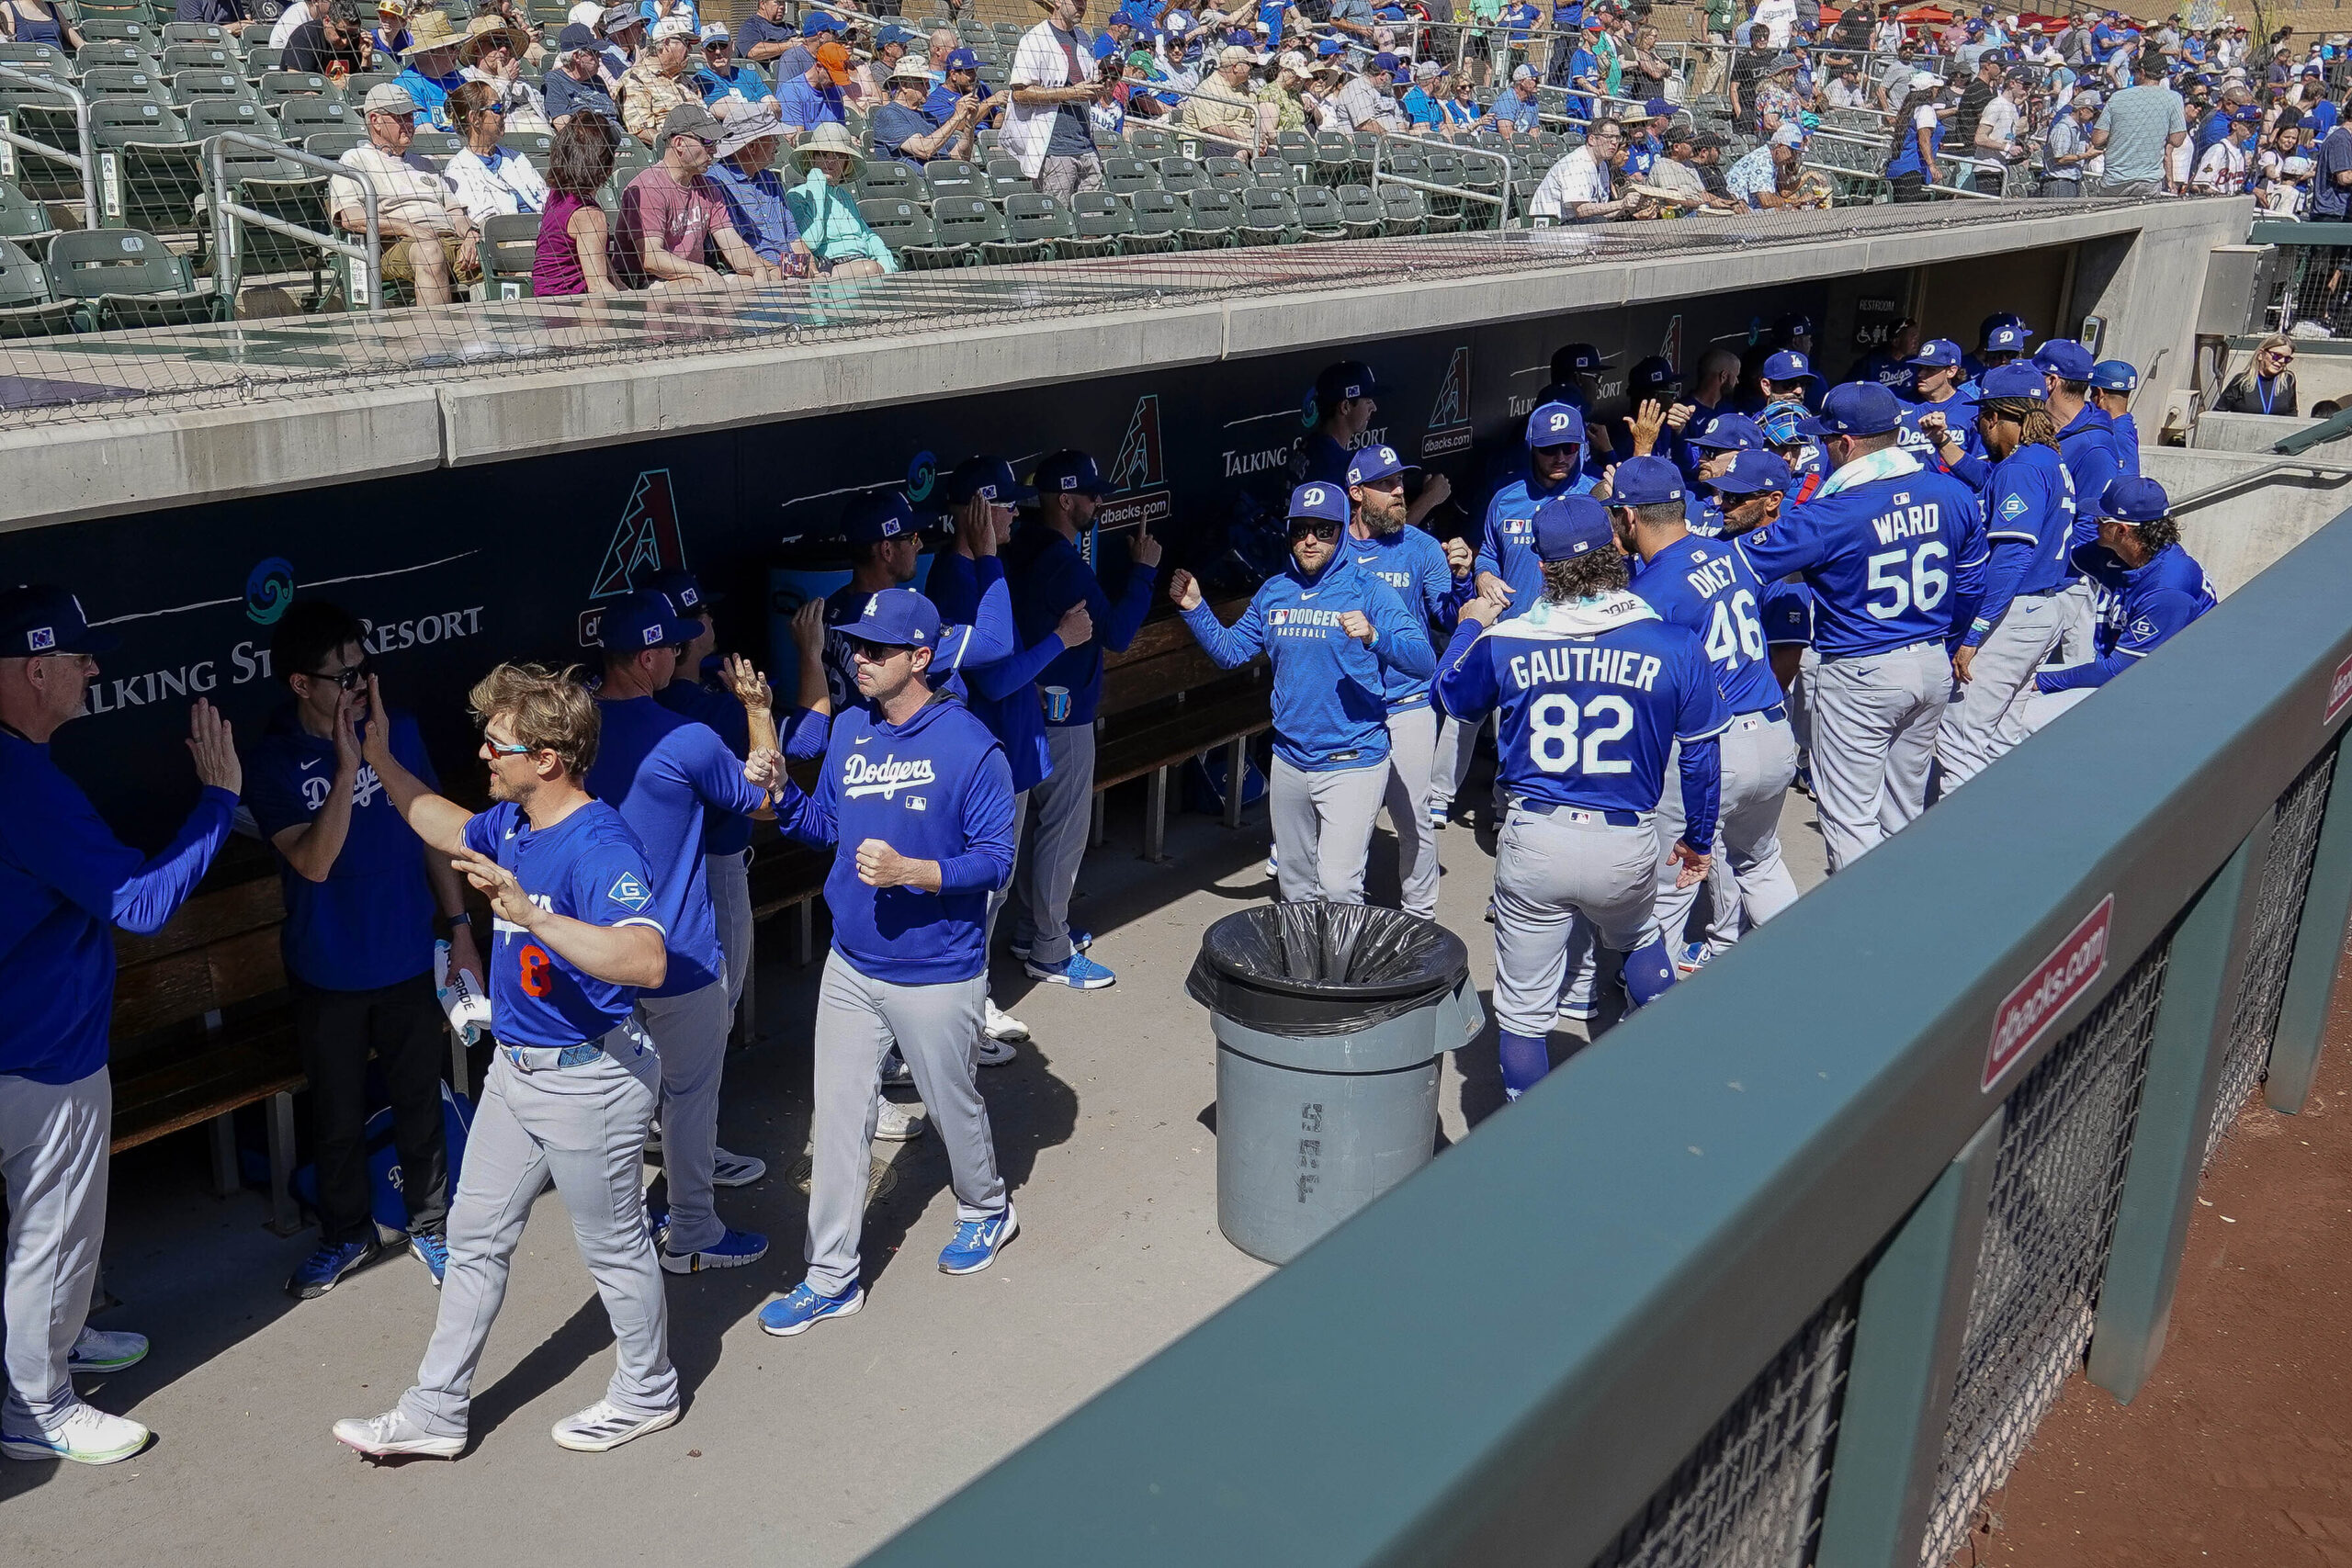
[245,600,482,1301]
[1475,400,1601,610]
[1170,482,1435,906]
[1734,381,1986,872]
[0,586,241,1466]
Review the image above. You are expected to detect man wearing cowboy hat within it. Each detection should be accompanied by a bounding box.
[1182,43,1264,152]
[695,22,776,118]
[706,105,805,274]
[617,101,783,285]
[875,59,982,166]
[777,38,854,144]
[331,83,481,304]
[461,12,550,130]
[620,12,700,146]
[391,9,469,128]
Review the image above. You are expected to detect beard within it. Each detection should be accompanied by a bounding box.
[1366,504,1408,537]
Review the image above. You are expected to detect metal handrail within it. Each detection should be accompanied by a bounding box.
[1369,125,1513,223]
[0,63,96,231]
[203,130,380,312]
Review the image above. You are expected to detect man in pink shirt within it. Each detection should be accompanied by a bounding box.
[616,101,779,287]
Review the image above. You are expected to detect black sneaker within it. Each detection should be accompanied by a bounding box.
[286,1234,385,1301]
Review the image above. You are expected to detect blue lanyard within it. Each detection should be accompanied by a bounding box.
[2259,375,2279,415]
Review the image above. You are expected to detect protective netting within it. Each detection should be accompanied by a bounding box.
[1920,937,2170,1568]
[2204,747,2338,1167]
[1588,1276,1860,1568]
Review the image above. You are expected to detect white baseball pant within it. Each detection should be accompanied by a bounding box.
[1937,591,2066,792]
[1650,711,1802,957]
[1810,641,1951,873]
[1269,754,1387,905]
[1381,706,1440,919]
[638,979,733,1258]
[1,1066,108,1432]
[1492,804,1661,1038]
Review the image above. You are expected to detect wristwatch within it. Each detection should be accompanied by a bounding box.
[435,912,469,939]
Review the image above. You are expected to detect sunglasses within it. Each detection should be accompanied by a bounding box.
[308,660,370,690]
[2266,347,2295,362]
[1287,520,1341,541]
[846,637,910,662]
[483,738,535,757]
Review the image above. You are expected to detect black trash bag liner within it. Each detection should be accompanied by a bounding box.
[1185,902,1470,1036]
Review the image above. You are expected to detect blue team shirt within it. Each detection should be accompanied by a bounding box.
[1631,536,1786,716]
[244,705,440,992]
[2110,412,2141,478]
[1004,525,1157,728]
[1293,431,1355,487]
[654,674,756,857]
[1896,390,1982,467]
[2037,541,2215,694]
[2055,404,2123,544]
[460,799,663,1048]
[1476,468,1600,606]
[928,549,1063,795]
[1760,579,1815,648]
[585,694,769,997]
[1346,525,1455,711]
[1981,442,2077,600]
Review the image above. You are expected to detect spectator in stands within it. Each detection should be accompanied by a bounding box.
[283,0,370,78]
[1687,128,1734,198]
[245,600,478,1303]
[534,111,622,294]
[372,0,412,61]
[1883,71,1946,200]
[2194,105,2258,192]
[694,23,774,118]
[547,23,618,129]
[855,23,919,102]
[1823,59,1864,110]
[1183,43,1265,152]
[445,79,548,221]
[461,13,549,130]
[1532,117,1652,220]
[928,48,1004,128]
[734,0,793,65]
[620,13,700,145]
[923,25,959,83]
[776,44,854,144]
[392,9,469,129]
[1647,123,1744,211]
[1255,50,1314,135]
[1330,51,1406,130]
[596,2,645,88]
[1484,62,1542,137]
[1399,58,1446,130]
[333,83,481,304]
[177,0,254,36]
[1623,98,1673,178]
[875,60,982,167]
[783,121,896,276]
[0,588,239,1467]
[270,0,315,50]
[706,106,804,273]
[1009,0,1114,197]
[1724,120,1803,208]
[2213,333,2299,416]
[1753,51,1803,135]
[2040,86,2098,196]
[616,102,780,286]
[2091,51,2188,194]
[1871,40,1917,110]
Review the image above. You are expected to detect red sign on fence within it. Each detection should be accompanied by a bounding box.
[2325,651,2352,728]
[1983,896,2114,1093]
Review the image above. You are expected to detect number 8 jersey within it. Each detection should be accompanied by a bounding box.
[460,799,668,1049]
[1434,590,1729,814]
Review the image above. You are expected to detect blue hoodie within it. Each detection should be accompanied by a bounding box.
[927,548,1066,795]
[1180,550,1435,772]
[1345,524,1454,713]
[655,672,757,857]
[1004,523,1158,728]
[2036,540,2215,694]
[2055,402,2123,545]
[774,693,1016,986]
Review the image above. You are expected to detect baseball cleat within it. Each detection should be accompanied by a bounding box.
[331,1408,462,1461]
[711,1148,767,1188]
[66,1325,148,1376]
[551,1400,678,1453]
[759,1282,865,1337]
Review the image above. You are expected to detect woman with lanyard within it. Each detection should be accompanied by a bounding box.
[2214,333,2300,417]
[444,81,550,226]
[1884,71,1946,201]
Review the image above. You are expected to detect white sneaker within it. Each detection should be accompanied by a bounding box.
[874,1099,929,1142]
[3,1402,150,1465]
[983,998,1030,1042]
[711,1147,766,1188]
[331,1408,462,1461]
[550,1399,679,1453]
[66,1325,149,1375]
[976,1033,1017,1067]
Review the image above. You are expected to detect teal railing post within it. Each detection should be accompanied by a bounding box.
[2267,724,2352,1113]
[2085,820,2271,1403]
[1812,1113,2001,1568]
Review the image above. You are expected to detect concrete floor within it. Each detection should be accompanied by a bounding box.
[3,773,1829,1568]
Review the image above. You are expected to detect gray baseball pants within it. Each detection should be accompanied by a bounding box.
[638,979,732,1257]
[1014,725,1092,966]
[1493,805,1660,1038]
[1429,710,1482,813]
[1811,641,1951,873]
[1650,712,1801,955]
[1270,754,1387,905]
[707,849,752,1019]
[1938,592,2066,792]
[1,1066,107,1431]
[986,789,1028,953]
[401,1022,675,1440]
[805,953,1005,1299]
[2052,578,2105,667]
[1382,706,1441,919]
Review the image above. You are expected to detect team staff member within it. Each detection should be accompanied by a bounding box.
[0,587,238,1467]
[1918,364,2076,790]
[1476,400,1601,608]
[1005,451,1161,990]
[1896,339,1981,469]
[2090,359,2142,478]
[753,589,1019,1337]
[821,490,1013,719]
[334,663,684,1459]
[1345,444,1454,920]
[1436,498,1725,1098]
[1295,361,1456,525]
[247,600,482,1301]
[1171,482,1436,907]
[588,590,775,1274]
[1736,382,1986,871]
[2035,338,2125,666]
[2027,476,2216,726]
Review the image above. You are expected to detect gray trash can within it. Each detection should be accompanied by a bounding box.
[1187,902,1484,1265]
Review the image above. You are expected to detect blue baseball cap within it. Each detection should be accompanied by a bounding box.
[1774,311,1815,340]
[599,587,700,651]
[1370,51,1402,73]
[1984,321,2034,354]
[1643,95,1673,117]
[1526,400,1586,448]
[800,12,838,33]
[1759,402,1806,446]
[946,455,1036,507]
[845,587,944,649]
[1315,34,1345,54]
[646,568,716,615]
[1711,450,1795,496]
[842,490,918,546]
[2033,339,2095,380]
[2090,359,2139,393]
[1691,412,1766,452]
[1799,381,1905,438]
[0,583,117,656]
[876,24,918,46]
[1346,444,1418,485]
[1313,359,1383,407]
[1554,341,1607,373]
[1532,494,1614,562]
[1609,456,1684,507]
[1978,362,2049,400]
[1287,480,1351,525]
[1759,349,1820,387]
[2232,106,2264,124]
[944,46,980,69]
[1031,449,1114,498]
[1909,338,1962,369]
[2100,476,2168,524]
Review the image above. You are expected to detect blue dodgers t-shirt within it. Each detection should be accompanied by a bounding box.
[586,694,771,998]
[462,800,662,1048]
[1346,525,1455,712]
[1630,535,1788,717]
[244,705,441,992]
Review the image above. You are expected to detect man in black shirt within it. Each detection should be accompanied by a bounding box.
[283,0,369,73]
[1949,57,1996,186]
[546,22,619,128]
[1690,129,1733,197]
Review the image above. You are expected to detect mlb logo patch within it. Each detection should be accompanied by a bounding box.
[607,873,653,911]
[907,796,927,811]
[26,626,53,652]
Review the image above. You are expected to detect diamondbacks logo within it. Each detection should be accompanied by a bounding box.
[842,752,938,800]
[1659,314,1684,377]
[582,470,688,647]
[1093,394,1172,544]
[607,873,653,911]
[1421,345,1474,460]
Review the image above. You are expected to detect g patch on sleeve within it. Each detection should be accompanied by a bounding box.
[1998,491,2029,521]
[607,871,654,911]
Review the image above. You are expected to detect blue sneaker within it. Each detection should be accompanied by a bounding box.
[286,1235,384,1301]
[660,1226,768,1274]
[409,1232,448,1289]
[758,1281,865,1337]
[1674,942,1711,977]
[644,1201,669,1247]
[1025,951,1115,989]
[938,1204,1019,1275]
[1009,928,1092,961]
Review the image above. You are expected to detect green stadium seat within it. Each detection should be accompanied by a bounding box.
[890,197,977,269]
[596,138,656,206]
[161,45,234,74]
[1202,155,1250,192]
[1291,185,1346,241]
[1125,188,1182,254]
[79,68,171,107]
[922,159,988,200]
[984,156,1025,199]
[229,148,338,290]
[0,40,65,70]
[1378,183,1428,235]
[986,190,1063,264]
[242,45,284,78]
[1157,155,1204,196]
[507,131,554,162]
[1349,131,1378,179]
[857,196,937,263]
[0,233,77,334]
[0,77,85,203]
[1127,124,1170,158]
[1335,183,1384,240]
[475,209,538,299]
[74,41,151,70]
[1101,154,1158,195]
[0,178,58,255]
[77,19,156,47]
[1237,185,1295,245]
[1312,129,1351,184]
[1272,129,1314,175]
[1176,187,1238,249]
[162,21,229,45]
[169,69,254,107]
[277,96,351,136]
[342,71,394,102]
[1424,148,1465,221]
[1057,190,1121,257]
[301,128,368,161]
[258,71,331,105]
[927,193,1002,261]
[1248,154,1295,188]
[44,225,220,330]
[854,159,920,201]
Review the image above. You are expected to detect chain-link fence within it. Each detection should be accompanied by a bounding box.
[2205,747,2341,1167]
[1589,1277,1861,1568]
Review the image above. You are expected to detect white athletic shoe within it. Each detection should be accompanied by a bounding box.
[66,1325,149,1375]
[3,1402,150,1465]
[550,1400,679,1453]
[711,1147,767,1188]
[331,1408,462,1461]
[874,1099,929,1143]
[983,998,1030,1042]
[976,1033,1017,1067]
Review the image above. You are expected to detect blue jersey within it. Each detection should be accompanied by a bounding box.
[461,800,663,1048]
[2037,542,2215,694]
[1683,488,1726,537]
[1736,452,1989,659]
[1760,579,1814,649]
[1003,525,1156,728]
[2110,411,2141,478]
[1432,592,1730,823]
[926,548,1062,795]
[1631,536,1786,716]
[1981,442,2077,600]
[1181,549,1435,772]
[1896,390,1981,468]
[2055,403,2123,545]
[1292,431,1355,487]
[244,705,440,992]
[1346,525,1455,712]
[654,673,756,857]
[1476,468,1599,606]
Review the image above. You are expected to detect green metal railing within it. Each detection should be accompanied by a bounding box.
[854,504,2352,1568]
